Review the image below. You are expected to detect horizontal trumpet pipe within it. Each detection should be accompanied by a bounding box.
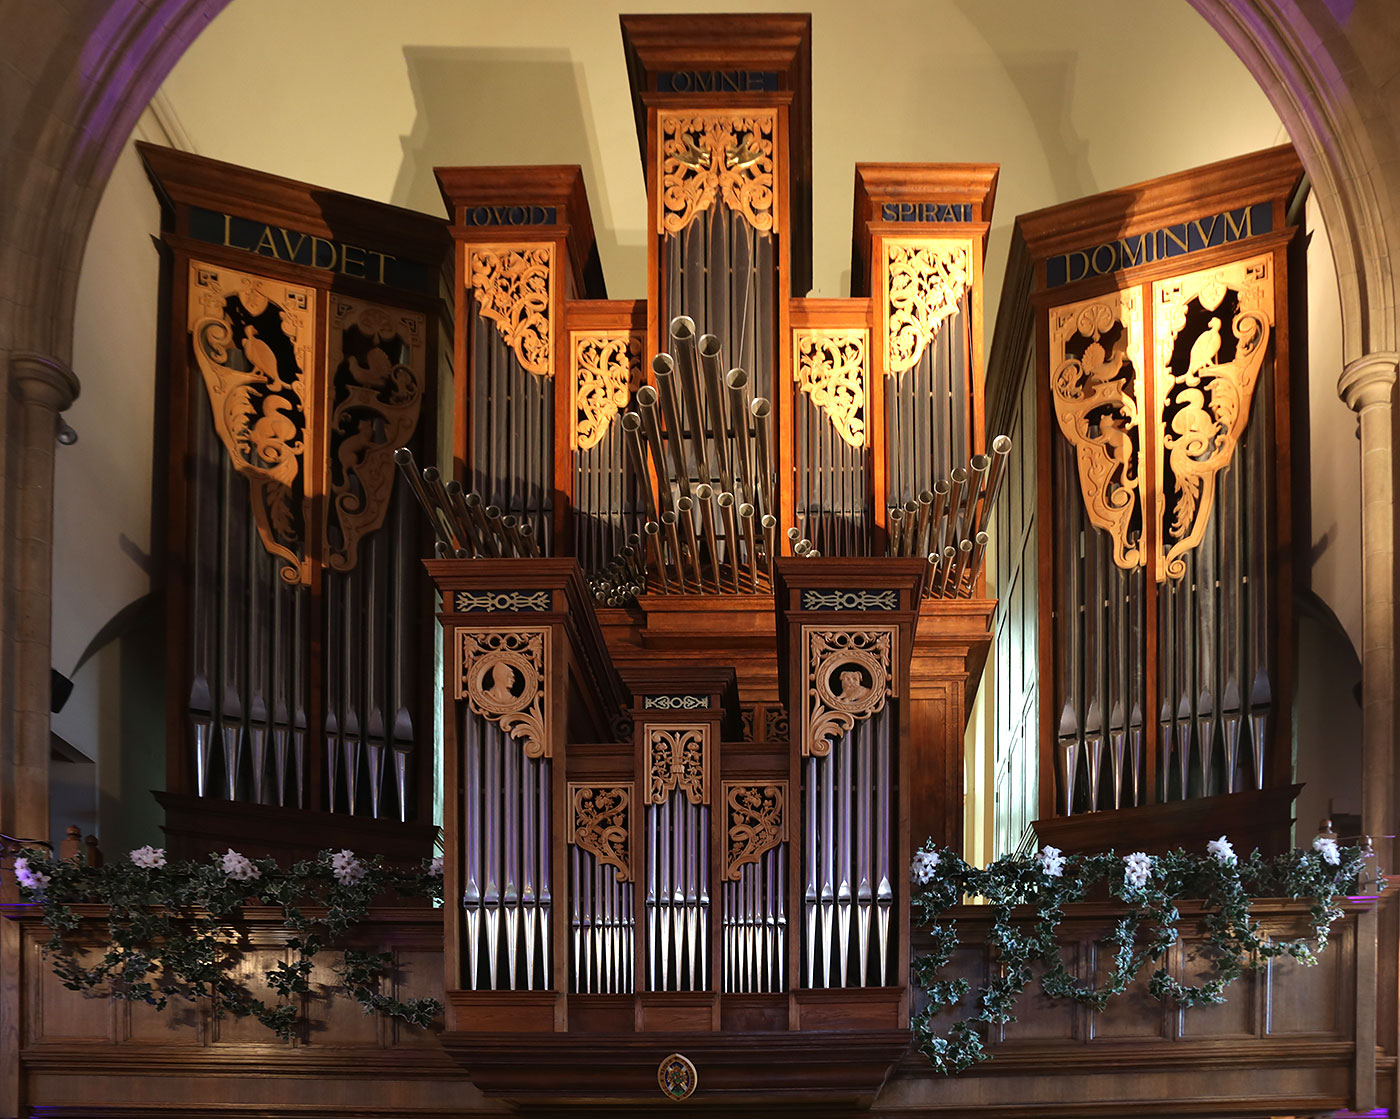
[644,520,670,594]
[696,483,723,592]
[676,495,705,590]
[393,448,445,544]
[637,385,671,504]
[726,368,753,503]
[518,519,542,557]
[933,545,957,596]
[445,481,483,556]
[423,466,465,552]
[622,412,660,523]
[914,489,934,558]
[717,490,740,593]
[739,501,759,589]
[661,510,687,592]
[761,513,778,578]
[904,500,920,557]
[973,434,1013,536]
[670,316,711,487]
[501,514,527,558]
[963,530,990,598]
[699,334,732,494]
[930,479,950,556]
[652,354,693,496]
[751,397,774,520]
[464,491,498,557]
[888,506,905,558]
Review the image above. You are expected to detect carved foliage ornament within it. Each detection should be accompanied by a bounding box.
[794,328,868,449]
[572,330,643,450]
[468,244,553,376]
[570,782,633,883]
[645,723,709,806]
[658,110,777,236]
[326,298,425,573]
[1048,290,1147,570]
[455,628,549,758]
[188,261,314,584]
[802,626,896,757]
[883,238,972,376]
[722,781,787,881]
[1153,255,1273,580]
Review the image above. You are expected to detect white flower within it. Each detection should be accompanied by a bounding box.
[329,848,365,886]
[220,849,260,881]
[909,848,940,886]
[427,855,444,877]
[13,856,51,895]
[129,845,167,869]
[1123,851,1153,889]
[1036,845,1066,878]
[1313,836,1341,866]
[1207,835,1237,865]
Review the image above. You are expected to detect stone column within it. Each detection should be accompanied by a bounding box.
[1338,352,1398,864]
[2,352,79,846]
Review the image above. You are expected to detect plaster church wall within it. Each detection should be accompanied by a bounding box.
[51,0,1362,855]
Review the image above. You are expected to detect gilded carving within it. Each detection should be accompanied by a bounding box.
[802,626,896,757]
[883,238,972,376]
[645,723,709,806]
[722,781,787,881]
[572,330,644,450]
[1152,254,1274,580]
[1048,289,1147,570]
[658,110,777,235]
[188,261,314,585]
[326,298,425,573]
[467,244,553,376]
[570,783,633,883]
[455,628,550,758]
[794,328,868,449]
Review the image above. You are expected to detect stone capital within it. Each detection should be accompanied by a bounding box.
[1338,351,1398,414]
[8,350,79,412]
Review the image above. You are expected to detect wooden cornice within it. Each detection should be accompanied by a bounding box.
[137,142,450,268]
[1015,143,1304,264]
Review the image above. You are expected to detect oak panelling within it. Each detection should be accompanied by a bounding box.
[997,946,1083,1044]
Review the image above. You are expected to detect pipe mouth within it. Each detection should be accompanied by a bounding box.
[501,515,518,528]
[933,480,950,495]
[971,453,991,472]
[750,397,771,418]
[519,521,535,536]
[889,506,904,521]
[652,353,675,376]
[445,479,463,495]
[662,510,678,525]
[622,411,642,431]
[695,483,714,499]
[960,539,974,552]
[950,466,968,484]
[992,434,1012,454]
[698,333,723,358]
[725,368,749,389]
[644,520,661,535]
[918,489,935,504]
[787,526,801,541]
[637,385,659,407]
[738,503,755,517]
[670,315,696,341]
[905,500,919,514]
[676,496,693,512]
[976,531,989,545]
[485,505,502,519]
[717,491,735,508]
[761,514,777,529]
[393,447,413,464]
[423,466,441,482]
[464,492,482,508]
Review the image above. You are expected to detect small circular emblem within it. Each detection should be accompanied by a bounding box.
[657,1052,697,1101]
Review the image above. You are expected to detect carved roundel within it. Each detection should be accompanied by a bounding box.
[657,1052,698,1101]
[803,627,896,757]
[465,649,540,717]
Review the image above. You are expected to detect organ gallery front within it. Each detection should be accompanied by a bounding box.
[5,12,1390,1119]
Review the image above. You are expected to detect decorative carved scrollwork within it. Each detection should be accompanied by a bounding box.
[794,329,868,449]
[722,781,787,880]
[467,244,553,376]
[1153,255,1274,580]
[767,706,790,740]
[658,110,777,235]
[883,238,972,376]
[801,626,896,757]
[642,694,710,711]
[800,589,898,611]
[188,261,314,585]
[570,783,633,883]
[455,628,550,758]
[1048,290,1147,571]
[454,590,551,613]
[572,331,643,450]
[645,723,709,806]
[326,298,425,573]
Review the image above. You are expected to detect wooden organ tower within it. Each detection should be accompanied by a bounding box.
[412,14,1000,1103]
[986,147,1307,858]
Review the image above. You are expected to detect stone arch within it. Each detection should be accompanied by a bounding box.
[0,0,1395,846]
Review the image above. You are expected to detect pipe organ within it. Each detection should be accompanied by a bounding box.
[987,147,1304,856]
[143,146,447,860]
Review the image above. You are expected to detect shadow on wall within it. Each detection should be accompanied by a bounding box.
[50,594,167,857]
[391,45,648,297]
[1293,588,1362,845]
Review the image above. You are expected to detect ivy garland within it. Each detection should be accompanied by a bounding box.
[909,839,1372,1074]
[10,846,444,1040]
